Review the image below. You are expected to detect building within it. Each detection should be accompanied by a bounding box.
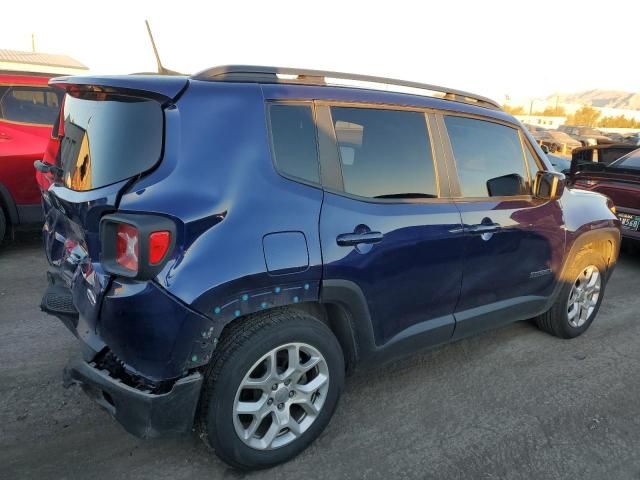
[0,49,88,75]
[514,115,567,130]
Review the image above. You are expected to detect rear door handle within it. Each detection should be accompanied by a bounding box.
[336,231,384,247]
[466,222,501,234]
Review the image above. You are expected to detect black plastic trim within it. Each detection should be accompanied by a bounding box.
[192,65,501,110]
[63,356,203,438]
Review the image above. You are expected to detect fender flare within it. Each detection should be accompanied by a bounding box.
[561,227,620,279]
[545,226,621,311]
[320,279,377,363]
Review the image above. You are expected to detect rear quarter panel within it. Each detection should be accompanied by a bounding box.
[118,81,323,332]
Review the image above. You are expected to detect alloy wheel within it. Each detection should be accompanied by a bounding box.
[232,342,330,450]
[567,265,601,328]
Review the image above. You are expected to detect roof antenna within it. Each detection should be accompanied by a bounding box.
[145,20,181,75]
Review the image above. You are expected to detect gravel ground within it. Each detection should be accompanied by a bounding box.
[1,232,640,480]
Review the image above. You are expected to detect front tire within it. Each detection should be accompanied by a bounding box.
[536,248,607,338]
[198,308,345,470]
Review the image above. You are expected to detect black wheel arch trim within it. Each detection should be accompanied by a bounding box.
[544,226,620,312]
[319,279,377,365]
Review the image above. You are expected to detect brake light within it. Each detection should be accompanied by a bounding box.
[574,179,598,188]
[101,214,176,279]
[116,223,139,271]
[149,231,171,264]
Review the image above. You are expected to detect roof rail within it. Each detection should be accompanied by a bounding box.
[191,65,502,111]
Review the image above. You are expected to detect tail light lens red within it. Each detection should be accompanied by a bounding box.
[100,214,176,279]
[116,223,140,271]
[149,231,171,264]
[574,179,598,188]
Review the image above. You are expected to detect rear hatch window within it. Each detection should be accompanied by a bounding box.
[59,92,163,191]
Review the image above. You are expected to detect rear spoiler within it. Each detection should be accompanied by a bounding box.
[49,75,189,104]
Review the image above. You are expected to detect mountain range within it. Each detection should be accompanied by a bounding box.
[548,90,640,110]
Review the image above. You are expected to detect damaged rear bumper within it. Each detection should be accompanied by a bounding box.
[63,356,203,438]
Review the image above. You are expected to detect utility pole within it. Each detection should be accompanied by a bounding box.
[31,33,36,53]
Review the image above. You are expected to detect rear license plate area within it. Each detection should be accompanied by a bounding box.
[618,212,640,231]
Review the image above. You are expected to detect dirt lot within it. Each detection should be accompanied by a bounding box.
[2,232,640,480]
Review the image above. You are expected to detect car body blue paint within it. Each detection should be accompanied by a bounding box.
[40,74,620,389]
[263,231,310,275]
[451,197,566,337]
[320,192,464,345]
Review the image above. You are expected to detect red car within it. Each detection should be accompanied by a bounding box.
[573,147,640,242]
[0,73,63,243]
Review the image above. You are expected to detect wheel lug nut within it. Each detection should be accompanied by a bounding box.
[289,390,295,398]
[278,403,284,410]
[271,384,278,391]
[267,398,273,406]
[284,379,291,386]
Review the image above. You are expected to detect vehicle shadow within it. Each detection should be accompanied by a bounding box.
[0,227,42,253]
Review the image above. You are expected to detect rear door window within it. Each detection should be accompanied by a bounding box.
[444,116,529,197]
[59,93,163,191]
[268,104,320,184]
[330,107,437,199]
[0,86,63,126]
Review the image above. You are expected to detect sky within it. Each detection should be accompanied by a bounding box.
[2,0,639,103]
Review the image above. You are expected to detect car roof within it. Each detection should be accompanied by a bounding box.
[46,67,518,125]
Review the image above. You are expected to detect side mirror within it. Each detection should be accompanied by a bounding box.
[540,144,550,154]
[486,173,527,197]
[534,170,565,200]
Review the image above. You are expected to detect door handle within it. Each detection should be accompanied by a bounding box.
[466,222,501,234]
[336,231,384,247]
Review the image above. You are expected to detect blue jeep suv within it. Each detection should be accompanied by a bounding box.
[38,66,621,469]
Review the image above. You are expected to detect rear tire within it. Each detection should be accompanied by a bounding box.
[536,248,607,338]
[0,208,6,246]
[198,308,345,470]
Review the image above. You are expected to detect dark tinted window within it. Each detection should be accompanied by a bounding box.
[330,107,437,199]
[601,147,635,165]
[60,93,163,191]
[269,104,319,184]
[614,148,640,169]
[0,86,62,126]
[445,116,528,197]
[524,141,541,186]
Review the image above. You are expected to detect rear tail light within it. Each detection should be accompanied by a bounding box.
[116,223,139,271]
[573,179,598,188]
[101,214,176,279]
[149,231,171,264]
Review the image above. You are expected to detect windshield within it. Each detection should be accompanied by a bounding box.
[59,93,163,191]
[611,148,640,170]
[0,86,64,126]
